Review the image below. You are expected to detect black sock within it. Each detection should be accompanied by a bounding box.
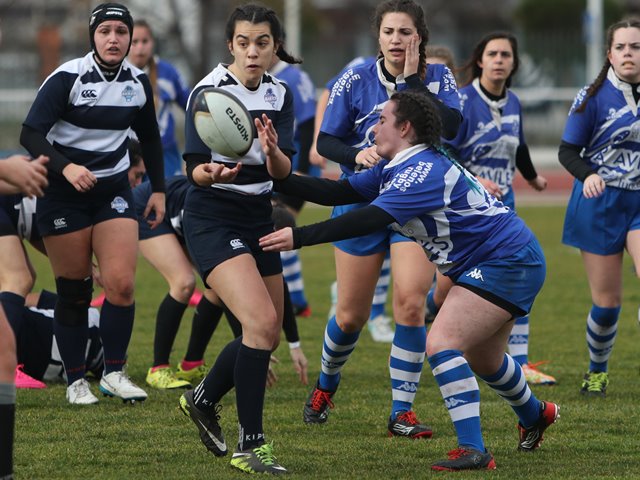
[54,303,88,385]
[193,336,242,409]
[235,344,271,451]
[184,296,223,362]
[153,294,187,366]
[0,382,15,479]
[100,300,134,374]
[0,292,25,338]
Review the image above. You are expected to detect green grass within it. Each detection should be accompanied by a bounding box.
[15,204,640,479]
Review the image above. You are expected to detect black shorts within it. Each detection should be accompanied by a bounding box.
[37,178,136,236]
[183,208,282,286]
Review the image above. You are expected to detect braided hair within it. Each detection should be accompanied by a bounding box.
[389,90,442,146]
[373,0,429,81]
[458,31,519,88]
[575,18,640,113]
[225,4,302,65]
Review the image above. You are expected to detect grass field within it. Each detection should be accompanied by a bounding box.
[14,204,640,479]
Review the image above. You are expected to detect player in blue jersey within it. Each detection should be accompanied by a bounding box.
[304,0,462,439]
[424,32,555,386]
[559,19,640,397]
[261,89,559,471]
[129,19,191,177]
[269,46,318,317]
[19,3,166,405]
[177,5,297,474]
[0,152,48,480]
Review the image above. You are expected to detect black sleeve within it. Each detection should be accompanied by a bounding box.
[292,204,396,249]
[19,125,70,174]
[515,144,538,181]
[131,76,165,192]
[184,153,211,186]
[281,280,299,343]
[316,132,359,167]
[294,118,315,174]
[404,74,462,140]
[274,173,365,206]
[558,141,594,182]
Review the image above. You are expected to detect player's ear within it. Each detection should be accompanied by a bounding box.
[227,40,234,56]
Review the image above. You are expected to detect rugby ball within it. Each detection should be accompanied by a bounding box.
[192,87,254,158]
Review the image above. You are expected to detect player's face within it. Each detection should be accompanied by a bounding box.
[373,101,407,159]
[378,12,419,77]
[128,161,146,188]
[478,38,514,88]
[129,25,154,69]
[608,27,640,83]
[93,20,130,65]
[228,21,278,88]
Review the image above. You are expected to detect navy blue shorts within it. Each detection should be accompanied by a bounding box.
[563,180,640,255]
[183,209,282,286]
[133,181,175,240]
[455,236,546,317]
[37,180,136,236]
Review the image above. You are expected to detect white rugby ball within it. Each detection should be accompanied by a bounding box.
[192,87,254,158]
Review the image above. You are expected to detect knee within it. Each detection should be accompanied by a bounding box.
[55,276,93,327]
[103,275,135,305]
[1,269,35,297]
[169,274,196,304]
[392,291,425,326]
[335,305,367,333]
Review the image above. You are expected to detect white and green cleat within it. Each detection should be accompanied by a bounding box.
[230,442,287,475]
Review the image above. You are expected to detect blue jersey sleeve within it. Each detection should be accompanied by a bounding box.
[347,164,384,202]
[170,65,191,110]
[321,69,359,137]
[562,87,593,147]
[290,69,316,125]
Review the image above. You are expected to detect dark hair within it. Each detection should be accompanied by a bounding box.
[225,4,301,65]
[390,90,441,146]
[373,0,429,81]
[459,31,519,88]
[575,18,640,113]
[128,138,144,167]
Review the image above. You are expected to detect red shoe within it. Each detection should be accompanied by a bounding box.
[90,291,106,308]
[188,289,203,307]
[294,304,312,318]
[15,364,46,389]
[518,401,559,451]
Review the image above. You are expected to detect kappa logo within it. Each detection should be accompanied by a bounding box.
[466,268,484,282]
[230,238,244,250]
[396,382,418,392]
[444,397,468,409]
[53,218,67,229]
[110,196,129,213]
[81,89,97,99]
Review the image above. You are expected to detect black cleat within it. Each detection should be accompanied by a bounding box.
[303,383,335,424]
[431,447,496,471]
[179,389,227,456]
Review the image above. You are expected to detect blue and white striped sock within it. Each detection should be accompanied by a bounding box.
[390,324,426,419]
[479,353,540,427]
[429,349,484,451]
[508,315,529,366]
[318,316,360,392]
[587,305,620,372]
[280,250,308,308]
[370,254,391,320]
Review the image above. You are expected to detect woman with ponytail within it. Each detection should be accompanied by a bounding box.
[559,18,640,397]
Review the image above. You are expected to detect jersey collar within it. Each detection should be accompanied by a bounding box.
[385,144,429,169]
[607,66,639,116]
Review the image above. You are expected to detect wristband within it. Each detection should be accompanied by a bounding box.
[288,341,301,350]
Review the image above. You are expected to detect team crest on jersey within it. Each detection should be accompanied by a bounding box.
[111,196,129,213]
[264,87,277,108]
[121,85,137,102]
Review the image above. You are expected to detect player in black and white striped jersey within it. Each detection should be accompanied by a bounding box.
[19,3,165,406]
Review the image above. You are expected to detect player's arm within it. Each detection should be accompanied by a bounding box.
[516,144,546,191]
[274,172,365,206]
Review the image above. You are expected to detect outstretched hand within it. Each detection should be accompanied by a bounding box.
[259,227,294,252]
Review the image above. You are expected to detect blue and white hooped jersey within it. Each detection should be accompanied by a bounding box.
[270,60,316,169]
[184,63,295,197]
[133,175,190,236]
[563,67,640,190]
[24,52,151,184]
[322,58,461,177]
[348,145,532,279]
[154,58,191,149]
[446,78,525,196]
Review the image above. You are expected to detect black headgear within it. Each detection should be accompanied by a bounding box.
[89,3,134,64]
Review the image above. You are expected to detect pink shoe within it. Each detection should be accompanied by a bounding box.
[90,291,106,308]
[15,364,46,389]
[188,289,203,307]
